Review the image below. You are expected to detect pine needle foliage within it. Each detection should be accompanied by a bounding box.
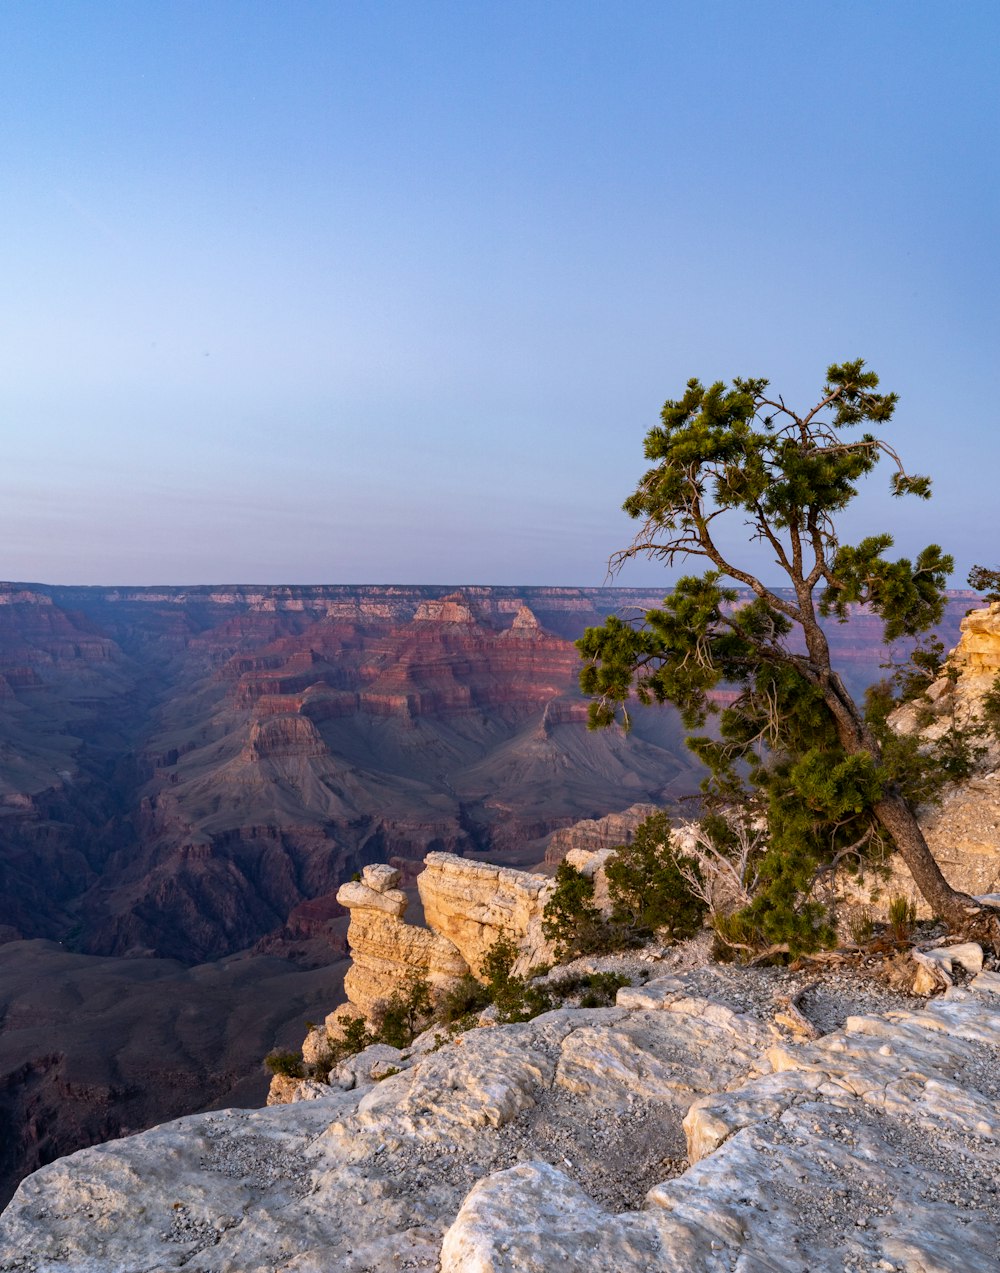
[578,361,986,952]
[604,811,706,940]
[541,860,613,961]
[969,565,1000,602]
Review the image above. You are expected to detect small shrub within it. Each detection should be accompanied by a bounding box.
[542,861,614,960]
[606,812,707,941]
[545,970,629,1005]
[264,1049,304,1079]
[372,975,433,1049]
[848,906,875,947]
[331,1013,372,1061]
[480,935,553,1023]
[710,911,766,963]
[888,895,917,944]
[437,973,491,1025]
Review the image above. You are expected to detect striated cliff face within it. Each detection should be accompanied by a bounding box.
[543,801,659,865]
[335,865,470,1017]
[417,852,559,976]
[296,853,567,1074]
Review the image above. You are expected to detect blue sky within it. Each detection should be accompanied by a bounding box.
[1,1,997,586]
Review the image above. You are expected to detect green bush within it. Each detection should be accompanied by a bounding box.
[547,969,629,1008]
[605,812,707,941]
[331,1013,372,1061]
[542,861,615,960]
[372,975,432,1049]
[480,934,554,1023]
[437,973,491,1026]
[264,1049,304,1079]
[710,911,766,963]
[888,895,917,944]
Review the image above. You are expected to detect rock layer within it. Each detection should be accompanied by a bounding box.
[335,865,470,1016]
[417,852,557,974]
[543,801,659,865]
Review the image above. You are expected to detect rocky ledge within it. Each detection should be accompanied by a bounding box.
[1,958,998,1271]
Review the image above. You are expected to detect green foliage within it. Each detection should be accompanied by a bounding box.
[372,975,433,1050]
[264,1049,304,1079]
[710,911,766,963]
[550,969,629,1007]
[887,895,917,944]
[542,816,707,959]
[437,973,492,1026]
[337,1013,372,1057]
[578,361,967,954]
[479,934,553,1023]
[884,636,947,704]
[542,861,614,961]
[848,906,875,947]
[605,811,706,940]
[969,564,1000,602]
[437,938,631,1029]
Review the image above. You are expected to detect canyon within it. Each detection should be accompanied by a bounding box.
[0,583,980,1206]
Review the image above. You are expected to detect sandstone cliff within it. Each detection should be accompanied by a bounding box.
[335,865,470,1017]
[297,852,573,1072]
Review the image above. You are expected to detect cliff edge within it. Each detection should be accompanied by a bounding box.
[1,957,998,1271]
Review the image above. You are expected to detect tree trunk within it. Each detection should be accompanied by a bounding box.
[819,669,998,942]
[872,791,980,928]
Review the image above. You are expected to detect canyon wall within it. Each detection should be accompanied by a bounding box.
[0,582,708,962]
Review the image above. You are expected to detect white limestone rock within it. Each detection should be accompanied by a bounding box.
[3,969,1000,1273]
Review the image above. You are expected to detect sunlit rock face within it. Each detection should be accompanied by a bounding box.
[335,864,471,1017]
[416,852,558,975]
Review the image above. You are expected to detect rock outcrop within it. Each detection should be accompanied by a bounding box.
[295,852,571,1078]
[335,865,470,1017]
[417,852,557,975]
[543,801,659,865]
[3,963,998,1271]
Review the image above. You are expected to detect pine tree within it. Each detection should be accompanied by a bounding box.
[578,361,998,950]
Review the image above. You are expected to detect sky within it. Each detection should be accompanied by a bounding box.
[1,1,997,587]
